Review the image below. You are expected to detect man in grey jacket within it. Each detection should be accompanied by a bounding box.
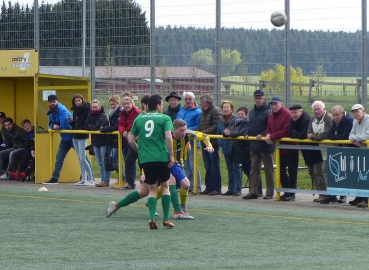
[198,95,222,195]
[348,104,369,207]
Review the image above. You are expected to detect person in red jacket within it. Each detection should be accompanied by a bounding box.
[118,96,141,189]
[265,96,292,200]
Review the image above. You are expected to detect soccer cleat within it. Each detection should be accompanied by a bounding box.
[17,171,27,182]
[106,201,118,218]
[149,219,158,229]
[7,171,19,181]
[75,179,85,186]
[163,220,174,229]
[173,211,194,220]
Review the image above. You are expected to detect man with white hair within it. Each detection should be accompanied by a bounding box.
[176,91,202,193]
[348,104,369,208]
[307,100,333,202]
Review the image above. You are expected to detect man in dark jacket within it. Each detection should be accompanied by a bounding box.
[243,89,273,199]
[288,104,323,201]
[43,94,74,184]
[164,92,182,122]
[0,117,30,179]
[0,112,14,151]
[321,105,354,204]
[198,95,222,195]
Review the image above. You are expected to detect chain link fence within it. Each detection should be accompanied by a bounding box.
[0,0,367,112]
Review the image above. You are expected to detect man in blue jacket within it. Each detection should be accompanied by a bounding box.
[176,91,202,193]
[43,94,74,185]
[321,105,354,204]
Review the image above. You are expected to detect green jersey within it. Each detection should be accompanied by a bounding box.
[130,110,174,164]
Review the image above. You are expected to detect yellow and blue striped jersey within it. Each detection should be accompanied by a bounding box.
[172,130,212,166]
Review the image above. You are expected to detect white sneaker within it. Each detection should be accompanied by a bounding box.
[106,201,117,218]
[0,173,8,180]
[83,180,95,186]
[75,179,86,186]
[173,211,195,220]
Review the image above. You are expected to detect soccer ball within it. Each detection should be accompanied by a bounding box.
[270,11,287,27]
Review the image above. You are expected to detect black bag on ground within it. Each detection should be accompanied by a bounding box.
[104,149,115,171]
[85,144,95,155]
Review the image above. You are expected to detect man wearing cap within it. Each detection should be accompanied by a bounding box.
[198,94,222,195]
[307,101,333,202]
[43,94,74,184]
[288,104,322,201]
[348,104,369,207]
[164,92,182,122]
[243,90,274,200]
[264,96,292,199]
[176,91,202,193]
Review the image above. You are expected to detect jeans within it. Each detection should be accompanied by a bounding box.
[111,147,126,181]
[280,151,299,196]
[6,148,28,171]
[202,146,222,193]
[0,147,15,173]
[52,140,74,180]
[184,148,202,191]
[72,138,93,180]
[224,153,242,193]
[93,145,111,183]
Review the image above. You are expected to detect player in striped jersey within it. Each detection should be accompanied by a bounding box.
[155,119,213,219]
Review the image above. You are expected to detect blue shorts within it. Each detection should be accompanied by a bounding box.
[170,163,186,183]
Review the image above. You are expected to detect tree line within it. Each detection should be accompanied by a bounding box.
[0,0,363,76]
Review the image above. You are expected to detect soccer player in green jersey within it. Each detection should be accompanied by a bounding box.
[111,94,174,229]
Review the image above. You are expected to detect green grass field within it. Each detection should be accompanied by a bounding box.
[2,185,369,269]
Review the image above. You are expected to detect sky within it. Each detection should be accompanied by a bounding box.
[133,0,363,32]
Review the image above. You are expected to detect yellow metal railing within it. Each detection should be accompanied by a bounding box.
[193,135,368,200]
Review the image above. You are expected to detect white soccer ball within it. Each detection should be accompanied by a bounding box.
[270,11,287,27]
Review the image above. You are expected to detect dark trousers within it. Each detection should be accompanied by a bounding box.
[203,145,222,193]
[280,151,299,196]
[125,145,138,186]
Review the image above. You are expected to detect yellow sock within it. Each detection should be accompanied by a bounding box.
[156,186,162,201]
[179,187,188,206]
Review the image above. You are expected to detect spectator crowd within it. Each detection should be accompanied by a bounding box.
[1,89,367,208]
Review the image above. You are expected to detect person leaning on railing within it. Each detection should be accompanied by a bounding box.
[348,104,369,208]
[322,105,354,204]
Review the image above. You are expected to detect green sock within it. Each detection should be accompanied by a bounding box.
[117,191,141,209]
[147,197,157,221]
[162,194,171,221]
[169,185,181,213]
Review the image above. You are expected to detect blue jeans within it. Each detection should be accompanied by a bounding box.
[224,154,242,193]
[0,147,14,173]
[72,138,93,180]
[94,145,111,183]
[52,140,74,180]
[111,147,126,181]
[202,146,221,193]
[184,148,202,191]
